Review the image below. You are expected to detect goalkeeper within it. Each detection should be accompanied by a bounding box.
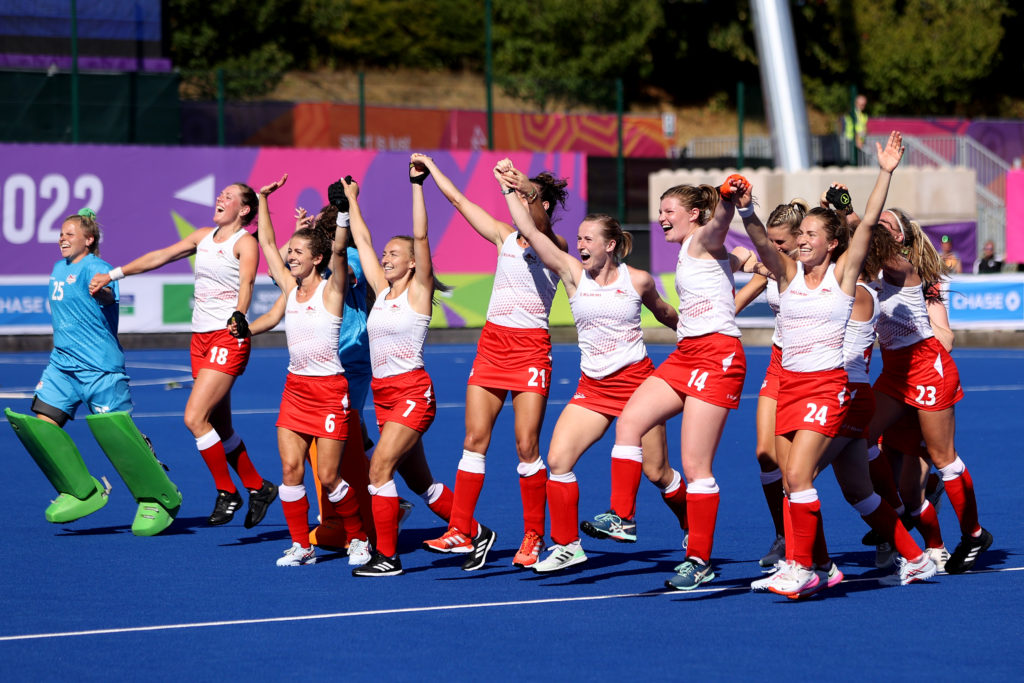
[6,209,181,536]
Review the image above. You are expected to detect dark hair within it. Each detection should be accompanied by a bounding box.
[233,183,258,226]
[804,207,848,262]
[312,204,355,250]
[531,172,569,218]
[582,213,633,261]
[63,212,101,255]
[292,226,333,275]
[387,235,452,305]
[660,184,719,225]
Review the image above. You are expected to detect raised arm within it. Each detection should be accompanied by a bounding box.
[495,159,579,289]
[256,173,294,291]
[88,229,207,295]
[840,131,904,291]
[343,177,387,296]
[415,153,514,247]
[246,291,287,336]
[324,178,352,313]
[735,181,793,288]
[409,156,436,313]
[633,268,678,330]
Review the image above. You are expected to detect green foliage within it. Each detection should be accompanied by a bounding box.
[492,0,663,110]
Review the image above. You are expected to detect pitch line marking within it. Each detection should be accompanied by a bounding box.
[2,566,1020,643]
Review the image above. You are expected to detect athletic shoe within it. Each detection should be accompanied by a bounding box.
[352,550,403,577]
[882,554,937,586]
[422,527,473,554]
[665,559,716,591]
[208,489,243,526]
[397,499,414,534]
[925,546,950,573]
[875,541,897,568]
[461,525,497,571]
[45,476,111,524]
[580,510,637,543]
[759,535,786,568]
[244,479,278,529]
[276,542,316,566]
[751,560,790,591]
[533,541,588,573]
[347,537,372,566]
[945,527,993,575]
[513,530,543,568]
[768,564,825,599]
[820,561,844,588]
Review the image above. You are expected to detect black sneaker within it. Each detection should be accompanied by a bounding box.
[461,525,496,571]
[244,480,278,529]
[208,490,243,525]
[945,527,993,574]
[352,550,403,577]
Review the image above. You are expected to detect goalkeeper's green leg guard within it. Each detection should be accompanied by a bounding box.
[5,408,110,523]
[86,412,182,537]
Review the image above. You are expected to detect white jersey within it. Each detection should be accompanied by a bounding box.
[285,280,343,376]
[485,232,560,329]
[766,278,782,347]
[875,279,934,350]
[843,281,880,384]
[192,228,249,333]
[569,263,647,379]
[367,287,431,379]
[675,236,740,340]
[778,262,854,372]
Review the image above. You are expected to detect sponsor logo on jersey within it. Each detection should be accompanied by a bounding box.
[66,274,77,284]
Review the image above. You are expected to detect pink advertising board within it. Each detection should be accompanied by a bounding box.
[0,144,587,276]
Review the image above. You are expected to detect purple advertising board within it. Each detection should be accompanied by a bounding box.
[0,144,588,276]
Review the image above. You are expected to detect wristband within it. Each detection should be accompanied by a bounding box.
[502,187,515,195]
[109,267,125,281]
[336,212,350,228]
[737,205,755,218]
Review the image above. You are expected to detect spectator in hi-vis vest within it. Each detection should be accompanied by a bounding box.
[844,94,868,156]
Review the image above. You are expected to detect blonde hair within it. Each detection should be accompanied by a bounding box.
[660,184,719,226]
[63,211,101,256]
[869,208,947,287]
[583,213,633,262]
[766,198,810,236]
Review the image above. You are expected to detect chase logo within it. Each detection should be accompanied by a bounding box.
[949,281,1024,323]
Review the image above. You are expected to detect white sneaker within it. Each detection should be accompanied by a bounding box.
[277,542,316,567]
[751,560,790,591]
[759,535,786,568]
[925,546,950,573]
[819,561,844,588]
[533,541,588,573]
[768,563,825,599]
[875,541,897,568]
[347,537,372,566]
[882,554,938,586]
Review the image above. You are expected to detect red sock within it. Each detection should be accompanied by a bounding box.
[333,488,367,543]
[371,494,399,558]
[199,441,236,492]
[869,451,903,511]
[450,469,484,535]
[547,478,579,546]
[426,484,454,522]
[281,496,310,546]
[943,468,981,536]
[520,468,547,536]
[762,478,786,537]
[783,498,794,562]
[661,486,688,531]
[225,440,264,490]
[914,502,945,549]
[812,508,830,567]
[684,492,719,563]
[789,500,820,567]
[609,458,642,519]
[863,501,922,561]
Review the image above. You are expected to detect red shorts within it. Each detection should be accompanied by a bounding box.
[873,337,963,411]
[371,368,437,433]
[881,411,926,456]
[276,373,351,440]
[652,333,746,410]
[758,344,783,400]
[838,382,875,439]
[468,322,552,396]
[570,357,654,417]
[190,329,251,378]
[776,367,850,437]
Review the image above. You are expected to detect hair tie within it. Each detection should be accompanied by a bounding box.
[885,209,905,240]
[78,207,96,219]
